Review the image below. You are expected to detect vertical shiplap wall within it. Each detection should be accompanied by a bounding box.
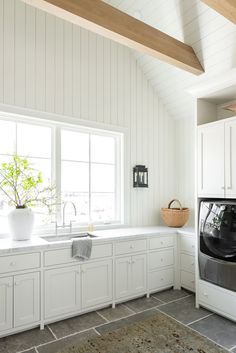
[174,118,195,226]
[0,0,175,226]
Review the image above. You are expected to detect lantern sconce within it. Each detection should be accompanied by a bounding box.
[133,165,148,188]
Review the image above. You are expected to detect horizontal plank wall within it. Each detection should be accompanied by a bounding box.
[0,0,175,226]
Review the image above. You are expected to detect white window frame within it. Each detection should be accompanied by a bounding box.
[0,114,124,234]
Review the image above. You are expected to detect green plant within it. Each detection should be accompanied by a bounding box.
[0,155,56,213]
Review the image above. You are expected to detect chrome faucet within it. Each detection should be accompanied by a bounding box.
[55,201,77,233]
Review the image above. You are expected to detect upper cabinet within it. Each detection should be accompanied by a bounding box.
[225,119,236,198]
[198,117,236,198]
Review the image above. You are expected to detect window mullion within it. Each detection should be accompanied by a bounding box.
[54,127,62,224]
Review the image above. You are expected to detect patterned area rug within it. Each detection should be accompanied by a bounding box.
[60,312,228,353]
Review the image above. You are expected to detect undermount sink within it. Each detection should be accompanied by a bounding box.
[41,233,97,242]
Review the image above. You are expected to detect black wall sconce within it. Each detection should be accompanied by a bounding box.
[133,165,148,188]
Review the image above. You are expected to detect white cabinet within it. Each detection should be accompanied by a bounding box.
[199,280,236,321]
[115,256,131,299]
[179,234,195,292]
[45,266,80,319]
[225,119,236,197]
[0,277,13,332]
[197,122,225,197]
[14,272,40,327]
[81,260,112,309]
[198,117,236,198]
[115,254,146,300]
[147,235,175,293]
[0,273,40,333]
[132,254,146,295]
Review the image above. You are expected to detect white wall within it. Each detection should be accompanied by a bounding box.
[174,118,195,226]
[0,0,176,226]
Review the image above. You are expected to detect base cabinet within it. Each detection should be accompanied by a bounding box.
[199,280,236,321]
[0,277,13,332]
[115,254,146,300]
[180,234,195,292]
[0,273,40,333]
[148,268,174,291]
[45,266,80,319]
[14,272,40,327]
[0,231,197,337]
[81,260,112,309]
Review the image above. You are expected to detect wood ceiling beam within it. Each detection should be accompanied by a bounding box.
[201,0,236,24]
[21,0,204,76]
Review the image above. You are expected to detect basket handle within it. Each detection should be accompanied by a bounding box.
[168,199,183,210]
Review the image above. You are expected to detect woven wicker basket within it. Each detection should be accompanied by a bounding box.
[161,199,189,228]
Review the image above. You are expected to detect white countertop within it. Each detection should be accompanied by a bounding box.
[0,226,195,255]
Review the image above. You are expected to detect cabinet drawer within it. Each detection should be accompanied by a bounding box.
[44,243,113,267]
[199,280,236,319]
[149,249,174,271]
[148,268,174,291]
[0,253,40,274]
[180,254,195,274]
[115,239,146,256]
[180,236,195,254]
[149,236,174,250]
[181,270,195,291]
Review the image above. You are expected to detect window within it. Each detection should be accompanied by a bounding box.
[0,117,123,233]
[0,120,52,232]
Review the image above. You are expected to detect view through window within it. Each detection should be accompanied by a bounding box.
[0,118,123,233]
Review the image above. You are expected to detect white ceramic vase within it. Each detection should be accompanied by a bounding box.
[8,207,35,241]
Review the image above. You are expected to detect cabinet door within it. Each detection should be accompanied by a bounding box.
[131,254,146,295]
[45,266,80,319]
[225,119,236,197]
[197,123,225,197]
[81,260,112,309]
[0,277,13,332]
[115,256,131,299]
[14,272,40,328]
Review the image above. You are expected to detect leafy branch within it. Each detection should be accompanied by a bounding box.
[0,155,57,212]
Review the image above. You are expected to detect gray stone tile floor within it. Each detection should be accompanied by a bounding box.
[1,288,236,353]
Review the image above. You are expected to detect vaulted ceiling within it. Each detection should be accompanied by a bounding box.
[105,0,236,119]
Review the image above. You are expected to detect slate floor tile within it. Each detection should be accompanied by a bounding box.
[152,288,192,303]
[95,308,158,335]
[190,314,236,350]
[0,327,54,353]
[124,296,162,313]
[97,304,133,322]
[158,295,210,324]
[48,312,106,339]
[37,329,98,353]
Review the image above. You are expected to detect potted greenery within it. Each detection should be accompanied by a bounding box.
[0,155,56,241]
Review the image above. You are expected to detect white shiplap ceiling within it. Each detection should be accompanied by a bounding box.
[104,0,236,119]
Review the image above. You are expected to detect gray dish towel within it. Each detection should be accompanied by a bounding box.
[72,238,92,261]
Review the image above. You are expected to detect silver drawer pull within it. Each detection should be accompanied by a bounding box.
[14,281,20,286]
[203,292,208,297]
[161,278,164,281]
[130,244,134,249]
[10,261,16,267]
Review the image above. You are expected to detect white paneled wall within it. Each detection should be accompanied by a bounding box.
[174,118,195,226]
[0,0,176,226]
